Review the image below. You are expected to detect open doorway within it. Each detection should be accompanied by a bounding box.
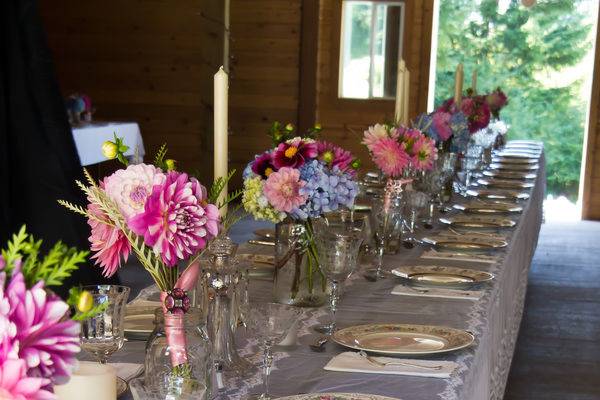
[428,0,599,221]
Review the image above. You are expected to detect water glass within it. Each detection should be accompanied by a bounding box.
[369,196,403,278]
[245,303,301,400]
[312,215,365,334]
[80,285,130,364]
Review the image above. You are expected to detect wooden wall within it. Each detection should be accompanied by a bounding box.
[311,0,435,167]
[581,6,600,219]
[40,0,223,184]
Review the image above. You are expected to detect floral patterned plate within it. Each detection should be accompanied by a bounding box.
[452,203,523,214]
[482,169,537,180]
[466,188,530,200]
[391,265,494,289]
[439,215,517,229]
[332,324,474,355]
[476,178,535,190]
[275,394,399,400]
[491,156,539,164]
[488,163,539,172]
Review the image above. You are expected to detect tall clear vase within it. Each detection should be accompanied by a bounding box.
[273,219,327,307]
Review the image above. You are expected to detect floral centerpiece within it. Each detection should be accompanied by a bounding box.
[0,226,101,399]
[242,122,360,306]
[59,139,232,389]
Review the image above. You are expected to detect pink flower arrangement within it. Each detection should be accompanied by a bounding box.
[363,123,437,178]
[439,95,492,133]
[485,88,508,119]
[263,167,307,212]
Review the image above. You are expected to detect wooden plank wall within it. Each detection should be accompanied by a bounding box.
[313,0,434,168]
[581,6,600,220]
[39,0,223,185]
[228,0,302,188]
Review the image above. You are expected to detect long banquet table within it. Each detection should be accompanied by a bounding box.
[117,153,545,400]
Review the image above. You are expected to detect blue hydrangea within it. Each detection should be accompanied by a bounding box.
[291,160,358,220]
[414,113,439,142]
[242,161,256,180]
[449,112,470,153]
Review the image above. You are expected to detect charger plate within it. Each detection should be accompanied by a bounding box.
[488,163,539,171]
[466,188,530,200]
[276,394,398,400]
[453,203,523,214]
[477,178,535,190]
[439,215,516,229]
[333,324,474,355]
[482,170,537,180]
[391,265,494,289]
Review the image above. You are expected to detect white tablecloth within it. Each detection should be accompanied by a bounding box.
[72,122,145,166]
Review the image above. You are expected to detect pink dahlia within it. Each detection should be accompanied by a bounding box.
[432,111,452,141]
[0,359,53,400]
[104,163,166,219]
[263,167,307,213]
[316,141,354,174]
[128,172,220,267]
[4,270,80,385]
[412,136,438,171]
[362,124,394,149]
[272,137,318,169]
[370,138,410,178]
[87,202,131,277]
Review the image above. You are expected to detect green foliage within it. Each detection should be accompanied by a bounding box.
[1,226,89,288]
[112,133,131,166]
[208,169,243,233]
[153,143,169,170]
[434,0,595,199]
[67,287,109,321]
[268,121,321,146]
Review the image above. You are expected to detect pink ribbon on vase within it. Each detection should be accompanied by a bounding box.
[383,177,412,212]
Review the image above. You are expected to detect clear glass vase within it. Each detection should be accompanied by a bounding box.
[273,219,327,307]
[143,309,212,400]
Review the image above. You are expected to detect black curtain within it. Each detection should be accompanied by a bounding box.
[0,0,118,295]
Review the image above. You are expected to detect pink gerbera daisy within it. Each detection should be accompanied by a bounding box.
[370,138,410,178]
[412,136,438,171]
[263,167,307,212]
[362,124,393,149]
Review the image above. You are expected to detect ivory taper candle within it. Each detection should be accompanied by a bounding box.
[471,69,477,94]
[402,68,410,125]
[394,59,406,125]
[54,362,116,400]
[214,66,229,217]
[454,63,464,106]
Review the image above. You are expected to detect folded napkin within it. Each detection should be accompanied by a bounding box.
[391,284,482,301]
[420,249,497,264]
[112,362,144,381]
[324,352,457,378]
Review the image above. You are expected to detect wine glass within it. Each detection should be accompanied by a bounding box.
[245,303,301,400]
[401,190,429,248]
[80,285,130,364]
[367,196,403,279]
[312,215,365,334]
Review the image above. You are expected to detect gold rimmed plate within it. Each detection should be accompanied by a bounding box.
[466,188,530,200]
[391,265,494,289]
[477,178,535,190]
[492,156,539,165]
[439,215,516,229]
[489,163,539,172]
[483,170,537,180]
[453,203,523,214]
[422,236,508,250]
[332,324,474,356]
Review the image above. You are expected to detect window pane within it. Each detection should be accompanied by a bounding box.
[340,2,372,98]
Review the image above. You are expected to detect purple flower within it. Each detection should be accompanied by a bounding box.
[251,151,276,179]
[128,171,220,266]
[272,137,318,169]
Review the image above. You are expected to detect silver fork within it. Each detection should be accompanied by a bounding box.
[358,351,443,371]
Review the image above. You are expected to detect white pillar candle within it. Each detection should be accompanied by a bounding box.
[54,362,116,400]
[402,68,410,125]
[394,59,406,125]
[214,66,229,217]
[454,63,464,106]
[471,69,477,94]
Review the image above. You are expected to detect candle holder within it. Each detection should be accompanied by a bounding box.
[204,236,253,382]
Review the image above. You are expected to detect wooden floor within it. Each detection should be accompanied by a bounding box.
[504,221,600,399]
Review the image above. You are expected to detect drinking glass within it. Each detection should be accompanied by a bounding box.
[368,196,403,279]
[401,190,429,247]
[457,156,481,196]
[245,303,301,400]
[80,285,130,364]
[312,215,365,334]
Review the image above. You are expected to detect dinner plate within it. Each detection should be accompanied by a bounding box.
[332,324,474,355]
[439,215,516,229]
[253,228,275,239]
[391,265,494,289]
[482,170,537,180]
[422,236,508,250]
[276,394,399,400]
[492,156,539,165]
[466,188,530,200]
[495,150,541,158]
[488,163,539,171]
[477,178,535,190]
[453,203,523,214]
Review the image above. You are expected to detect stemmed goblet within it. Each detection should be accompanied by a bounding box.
[367,196,403,279]
[312,215,366,334]
[245,303,301,400]
[80,285,130,364]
